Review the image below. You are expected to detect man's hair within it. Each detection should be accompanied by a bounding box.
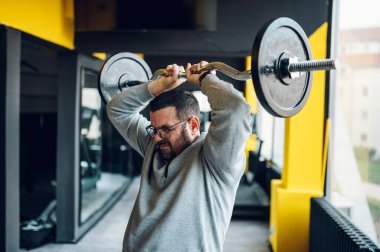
[149,90,200,120]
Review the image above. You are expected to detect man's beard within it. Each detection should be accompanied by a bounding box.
[157,127,192,161]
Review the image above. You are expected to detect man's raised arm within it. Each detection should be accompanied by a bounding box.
[107,64,186,156]
[186,62,252,184]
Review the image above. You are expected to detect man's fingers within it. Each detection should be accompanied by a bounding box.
[186,63,191,73]
[187,61,210,74]
[200,61,208,68]
[171,64,179,80]
[165,64,173,77]
[186,63,193,79]
[167,62,208,76]
[196,64,201,72]
[191,64,201,73]
[189,63,196,72]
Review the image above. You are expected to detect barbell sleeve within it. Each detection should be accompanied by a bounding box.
[288,58,336,73]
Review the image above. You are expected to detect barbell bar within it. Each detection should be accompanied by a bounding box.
[151,57,336,81]
[98,17,336,118]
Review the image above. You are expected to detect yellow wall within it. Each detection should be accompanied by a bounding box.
[0,0,74,49]
[245,56,258,114]
[245,56,257,171]
[269,22,329,252]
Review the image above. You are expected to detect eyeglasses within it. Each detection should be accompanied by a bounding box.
[146,119,188,139]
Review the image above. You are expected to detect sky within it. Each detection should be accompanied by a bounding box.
[339,0,380,29]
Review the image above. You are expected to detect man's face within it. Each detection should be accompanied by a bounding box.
[149,106,192,161]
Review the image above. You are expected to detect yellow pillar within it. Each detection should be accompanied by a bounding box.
[269,23,329,252]
[245,56,258,170]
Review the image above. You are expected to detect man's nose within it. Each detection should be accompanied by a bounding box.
[153,133,163,142]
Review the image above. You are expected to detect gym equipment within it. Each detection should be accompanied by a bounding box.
[98,17,336,117]
[20,200,56,249]
[98,52,152,105]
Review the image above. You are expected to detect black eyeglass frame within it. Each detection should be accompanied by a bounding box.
[145,119,189,139]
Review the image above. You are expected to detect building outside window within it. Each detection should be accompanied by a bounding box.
[329,0,380,244]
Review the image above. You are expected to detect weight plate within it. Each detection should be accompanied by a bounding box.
[251,17,313,118]
[98,52,152,104]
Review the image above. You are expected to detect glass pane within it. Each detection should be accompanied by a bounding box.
[272,117,284,168]
[330,0,380,243]
[257,105,274,161]
[256,105,284,169]
[79,68,130,224]
[192,91,211,132]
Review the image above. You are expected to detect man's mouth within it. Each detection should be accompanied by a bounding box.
[159,144,170,149]
[158,141,171,150]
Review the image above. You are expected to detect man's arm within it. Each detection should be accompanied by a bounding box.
[106,64,186,156]
[186,62,252,184]
[106,83,154,157]
[201,74,252,183]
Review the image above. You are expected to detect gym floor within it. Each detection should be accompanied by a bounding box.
[21,178,270,252]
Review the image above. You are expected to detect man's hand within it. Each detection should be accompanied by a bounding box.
[148,64,186,97]
[186,61,214,86]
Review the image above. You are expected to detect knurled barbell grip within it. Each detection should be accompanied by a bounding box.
[151,62,252,81]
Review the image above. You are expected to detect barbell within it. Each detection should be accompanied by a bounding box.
[98,17,336,118]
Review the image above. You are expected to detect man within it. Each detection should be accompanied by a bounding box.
[107,61,252,251]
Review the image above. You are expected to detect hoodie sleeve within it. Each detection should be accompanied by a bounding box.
[200,74,252,185]
[106,82,154,157]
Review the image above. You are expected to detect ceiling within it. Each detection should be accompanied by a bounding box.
[75,0,329,56]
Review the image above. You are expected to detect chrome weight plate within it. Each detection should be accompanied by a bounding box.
[98,52,152,104]
[251,17,313,117]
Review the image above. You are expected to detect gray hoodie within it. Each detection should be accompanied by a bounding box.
[107,74,252,252]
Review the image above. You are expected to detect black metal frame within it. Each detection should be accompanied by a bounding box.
[56,52,131,242]
[325,0,339,198]
[0,25,21,252]
[56,51,78,242]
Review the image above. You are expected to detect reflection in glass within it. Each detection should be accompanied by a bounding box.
[79,68,130,224]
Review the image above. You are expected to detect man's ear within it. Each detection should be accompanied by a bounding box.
[189,116,200,134]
